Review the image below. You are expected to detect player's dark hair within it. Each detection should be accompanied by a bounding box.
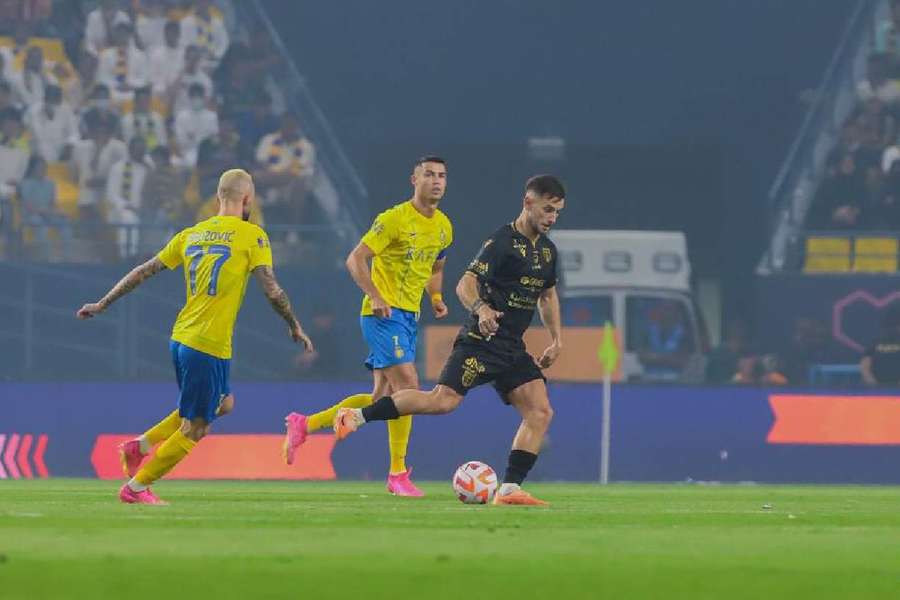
[415,155,446,169]
[525,174,565,199]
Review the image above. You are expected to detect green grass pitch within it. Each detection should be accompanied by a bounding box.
[1,479,898,599]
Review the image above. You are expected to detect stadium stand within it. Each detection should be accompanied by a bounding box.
[0,0,364,265]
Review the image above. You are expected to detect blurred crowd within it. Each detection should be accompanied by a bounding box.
[0,0,318,262]
[807,0,900,231]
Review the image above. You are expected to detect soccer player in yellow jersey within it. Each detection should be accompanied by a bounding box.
[283,156,452,496]
[76,169,313,505]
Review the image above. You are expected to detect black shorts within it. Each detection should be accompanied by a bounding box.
[437,337,546,404]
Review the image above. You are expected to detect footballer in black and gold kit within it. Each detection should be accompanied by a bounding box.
[335,175,566,506]
[437,221,558,400]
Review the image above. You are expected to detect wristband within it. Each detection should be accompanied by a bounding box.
[470,299,485,314]
[431,292,443,304]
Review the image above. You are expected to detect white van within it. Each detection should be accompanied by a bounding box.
[550,230,709,383]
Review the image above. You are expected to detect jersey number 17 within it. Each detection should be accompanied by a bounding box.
[186,244,231,296]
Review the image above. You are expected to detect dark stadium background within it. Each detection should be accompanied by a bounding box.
[265,0,854,317]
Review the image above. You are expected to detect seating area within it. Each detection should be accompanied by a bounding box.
[0,0,328,264]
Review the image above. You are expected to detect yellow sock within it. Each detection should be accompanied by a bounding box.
[388,415,412,475]
[306,393,373,432]
[143,410,182,445]
[134,430,196,486]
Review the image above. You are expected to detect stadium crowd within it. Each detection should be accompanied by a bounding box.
[807,1,900,232]
[0,0,317,262]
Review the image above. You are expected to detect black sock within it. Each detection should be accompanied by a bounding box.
[361,396,400,422]
[503,449,538,485]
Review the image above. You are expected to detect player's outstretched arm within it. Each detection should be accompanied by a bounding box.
[345,242,391,318]
[76,257,166,319]
[536,285,563,369]
[456,272,502,337]
[252,265,314,351]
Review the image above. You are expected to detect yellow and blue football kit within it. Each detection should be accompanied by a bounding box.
[306,200,453,477]
[131,214,273,490]
[157,215,273,421]
[359,199,453,369]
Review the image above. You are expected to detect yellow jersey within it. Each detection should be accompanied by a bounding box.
[360,200,453,316]
[158,216,273,359]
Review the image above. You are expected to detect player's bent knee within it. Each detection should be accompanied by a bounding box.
[433,387,463,414]
[181,418,210,442]
[528,404,554,428]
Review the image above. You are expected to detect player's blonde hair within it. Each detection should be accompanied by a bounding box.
[217,168,253,204]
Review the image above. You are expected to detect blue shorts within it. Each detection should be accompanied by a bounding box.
[360,308,418,370]
[170,340,231,423]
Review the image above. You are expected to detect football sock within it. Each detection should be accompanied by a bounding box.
[361,396,400,422]
[143,410,182,447]
[134,430,197,486]
[498,483,520,496]
[127,478,147,492]
[307,393,373,432]
[387,415,412,474]
[503,449,538,486]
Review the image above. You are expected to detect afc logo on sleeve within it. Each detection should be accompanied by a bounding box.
[257,237,270,249]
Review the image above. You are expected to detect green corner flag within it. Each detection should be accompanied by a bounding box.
[598,321,619,376]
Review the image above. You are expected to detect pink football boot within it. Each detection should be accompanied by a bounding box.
[119,484,168,505]
[282,412,308,465]
[387,468,425,497]
[118,439,144,478]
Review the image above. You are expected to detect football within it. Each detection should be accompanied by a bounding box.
[452,461,498,504]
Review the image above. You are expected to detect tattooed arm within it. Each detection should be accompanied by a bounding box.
[252,265,314,351]
[76,257,166,319]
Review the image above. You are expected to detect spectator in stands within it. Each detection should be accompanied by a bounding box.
[875,0,900,74]
[143,144,187,225]
[170,44,212,115]
[0,81,21,113]
[0,108,30,204]
[244,27,282,76]
[857,98,896,153]
[173,82,218,167]
[85,0,130,56]
[148,20,185,97]
[106,136,149,258]
[0,49,10,83]
[781,318,833,385]
[85,83,113,113]
[19,154,72,254]
[95,18,149,103]
[12,46,56,107]
[135,0,168,51]
[122,85,166,151]
[0,106,31,153]
[71,112,127,227]
[636,299,691,382]
[25,84,77,161]
[0,23,33,74]
[231,89,276,153]
[732,354,788,386]
[856,53,900,106]
[860,306,900,386]
[705,320,752,384]
[196,114,244,200]
[255,112,315,235]
[868,159,900,230]
[808,153,866,229]
[179,0,229,72]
